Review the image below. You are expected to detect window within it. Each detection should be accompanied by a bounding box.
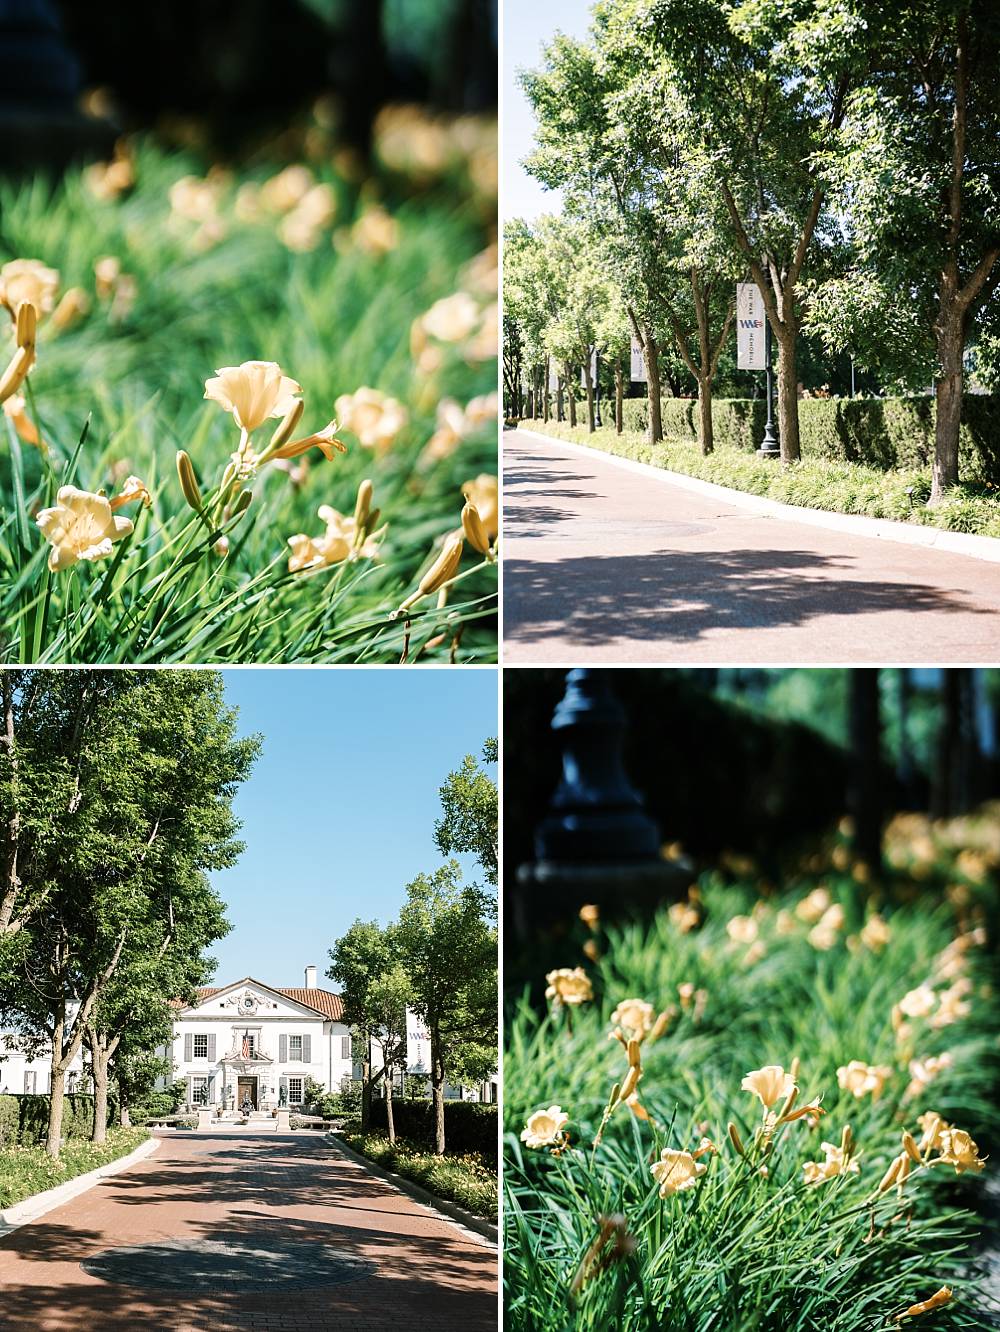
[23,1070,36,1094]
[341,1036,351,1059]
[192,1076,209,1105]
[289,1035,302,1060]
[288,1077,303,1105]
[240,1032,256,1058]
[193,1033,208,1059]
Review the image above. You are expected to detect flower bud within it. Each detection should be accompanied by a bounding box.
[176,450,203,512]
[461,501,490,555]
[231,489,253,517]
[397,532,464,614]
[0,345,34,405]
[269,397,305,449]
[727,1122,745,1157]
[15,301,36,352]
[354,478,374,532]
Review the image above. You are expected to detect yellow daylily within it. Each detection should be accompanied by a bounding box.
[36,486,134,571]
[204,360,302,434]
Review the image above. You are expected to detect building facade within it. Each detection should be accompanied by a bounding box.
[0,1032,86,1096]
[163,967,353,1111]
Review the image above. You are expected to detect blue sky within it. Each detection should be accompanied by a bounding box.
[208,668,497,989]
[504,0,591,219]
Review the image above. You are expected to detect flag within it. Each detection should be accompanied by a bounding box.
[242,1031,250,1058]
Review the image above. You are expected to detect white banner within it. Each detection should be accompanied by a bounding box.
[580,348,598,387]
[736,283,766,370]
[406,1007,430,1074]
[630,336,647,383]
[547,358,558,390]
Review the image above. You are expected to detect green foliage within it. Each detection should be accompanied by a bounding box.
[433,737,498,888]
[7,1092,115,1146]
[0,1127,148,1209]
[504,877,997,1329]
[0,137,497,663]
[527,420,1000,538]
[0,1095,19,1147]
[368,1098,498,1164]
[340,1130,497,1219]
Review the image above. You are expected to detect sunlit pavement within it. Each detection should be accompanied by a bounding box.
[0,1132,496,1331]
[503,429,1000,664]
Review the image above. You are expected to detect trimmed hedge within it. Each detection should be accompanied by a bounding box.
[617,393,1000,483]
[0,1092,116,1146]
[368,1099,497,1164]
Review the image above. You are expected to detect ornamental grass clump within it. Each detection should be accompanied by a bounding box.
[505,866,998,1330]
[0,135,497,662]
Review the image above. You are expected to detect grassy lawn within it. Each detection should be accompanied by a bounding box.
[520,420,1000,539]
[339,1129,498,1221]
[504,819,999,1329]
[0,123,497,663]
[0,1127,149,1210]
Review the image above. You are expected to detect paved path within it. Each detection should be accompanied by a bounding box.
[503,429,1000,663]
[0,1132,496,1332]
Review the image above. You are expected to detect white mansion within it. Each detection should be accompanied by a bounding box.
[162,967,354,1111]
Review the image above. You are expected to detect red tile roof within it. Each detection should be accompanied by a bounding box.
[173,983,344,1021]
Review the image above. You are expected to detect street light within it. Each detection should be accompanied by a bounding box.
[759,320,780,457]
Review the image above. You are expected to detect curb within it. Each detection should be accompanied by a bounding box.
[326,1132,498,1247]
[0,1135,159,1237]
[514,427,1000,565]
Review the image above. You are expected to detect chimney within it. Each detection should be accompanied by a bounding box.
[304,965,317,990]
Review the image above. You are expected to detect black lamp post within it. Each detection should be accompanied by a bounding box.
[594,351,603,428]
[758,319,780,457]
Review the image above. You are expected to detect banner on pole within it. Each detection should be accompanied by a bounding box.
[736,283,766,370]
[406,1007,430,1074]
[630,336,647,383]
[580,348,598,387]
[547,359,559,390]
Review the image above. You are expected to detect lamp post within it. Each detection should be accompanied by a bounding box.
[759,319,780,457]
[594,351,603,427]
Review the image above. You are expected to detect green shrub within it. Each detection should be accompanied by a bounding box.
[368,1098,498,1164]
[614,392,1000,483]
[340,1130,497,1220]
[0,1095,19,1147]
[0,1127,148,1209]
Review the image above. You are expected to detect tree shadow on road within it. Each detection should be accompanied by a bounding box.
[503,547,992,650]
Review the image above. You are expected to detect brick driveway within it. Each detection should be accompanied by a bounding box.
[0,1132,497,1331]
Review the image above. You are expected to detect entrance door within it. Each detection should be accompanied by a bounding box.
[237,1076,257,1110]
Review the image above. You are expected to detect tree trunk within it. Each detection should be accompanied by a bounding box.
[385,1071,395,1145]
[46,1051,65,1158]
[931,312,963,501]
[614,356,623,434]
[360,1034,372,1132]
[644,330,663,444]
[87,1028,110,1145]
[582,354,595,433]
[430,1025,446,1156]
[775,327,801,463]
[697,377,713,455]
[566,367,577,428]
[847,669,882,875]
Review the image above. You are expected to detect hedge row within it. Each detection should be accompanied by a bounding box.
[0,1092,115,1146]
[367,1099,497,1164]
[617,393,1000,484]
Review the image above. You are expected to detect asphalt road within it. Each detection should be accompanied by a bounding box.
[503,429,1000,664]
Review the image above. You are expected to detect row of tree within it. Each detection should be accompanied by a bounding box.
[327,740,498,1155]
[504,0,1000,500]
[0,670,258,1157]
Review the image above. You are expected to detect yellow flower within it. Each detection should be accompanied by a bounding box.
[461,473,498,539]
[204,361,302,433]
[270,420,347,463]
[610,999,655,1041]
[51,287,90,332]
[837,1061,892,1099]
[917,1111,947,1154]
[936,1127,985,1174]
[727,915,758,944]
[3,393,44,450]
[905,1053,952,1099]
[169,175,222,223]
[802,1141,860,1185]
[287,503,378,573]
[860,914,891,951]
[0,258,59,318]
[898,984,937,1019]
[110,476,152,510]
[260,164,313,213]
[421,291,480,343]
[650,1148,707,1198]
[352,206,399,255]
[895,1287,952,1322]
[461,502,492,557]
[930,979,972,1028]
[94,255,122,299]
[334,387,407,452]
[796,886,830,923]
[36,486,134,571]
[545,967,593,1008]
[668,901,699,933]
[579,904,600,930]
[808,904,845,951]
[741,1065,795,1110]
[520,1105,568,1149]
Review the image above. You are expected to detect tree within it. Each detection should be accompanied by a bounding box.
[396,863,496,1155]
[327,919,394,1132]
[434,737,498,889]
[364,963,412,1144]
[0,670,257,1156]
